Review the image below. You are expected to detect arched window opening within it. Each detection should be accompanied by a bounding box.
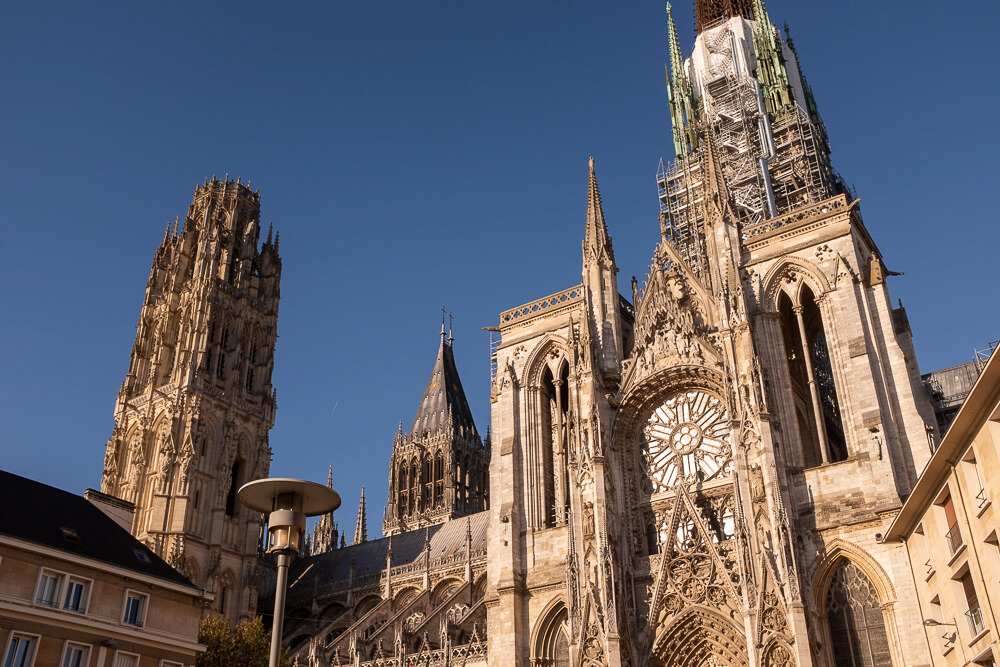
[433,452,444,508]
[399,465,408,517]
[409,461,418,515]
[227,248,239,286]
[421,457,432,512]
[778,286,847,467]
[539,362,570,528]
[533,604,570,667]
[825,560,892,667]
[801,287,847,462]
[225,460,242,517]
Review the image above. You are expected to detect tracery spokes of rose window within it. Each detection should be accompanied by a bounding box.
[642,391,733,492]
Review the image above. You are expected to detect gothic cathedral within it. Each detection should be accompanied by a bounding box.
[96,2,945,666]
[100,177,281,620]
[487,2,938,666]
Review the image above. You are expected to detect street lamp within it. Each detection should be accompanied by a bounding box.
[239,478,341,667]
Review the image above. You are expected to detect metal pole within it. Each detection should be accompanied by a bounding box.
[269,551,291,667]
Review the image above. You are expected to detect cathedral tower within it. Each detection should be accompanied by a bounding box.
[383,327,489,536]
[100,176,281,620]
[486,2,939,665]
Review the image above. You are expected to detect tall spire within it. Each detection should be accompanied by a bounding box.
[326,463,333,488]
[353,487,367,545]
[784,22,819,122]
[666,3,685,85]
[583,157,614,266]
[665,4,698,158]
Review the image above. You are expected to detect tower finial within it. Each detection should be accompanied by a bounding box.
[666,3,684,86]
[353,487,367,545]
[583,157,614,265]
[327,463,333,488]
[441,305,447,340]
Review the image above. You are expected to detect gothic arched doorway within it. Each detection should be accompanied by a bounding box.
[652,608,749,667]
[825,560,892,667]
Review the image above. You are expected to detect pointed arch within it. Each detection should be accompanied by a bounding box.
[652,606,749,667]
[218,568,237,617]
[761,256,832,313]
[182,558,200,587]
[431,577,463,606]
[393,586,420,611]
[811,539,895,613]
[522,334,570,388]
[531,598,569,667]
[760,638,795,667]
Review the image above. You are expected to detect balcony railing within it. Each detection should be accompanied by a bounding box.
[967,604,986,636]
[946,522,964,554]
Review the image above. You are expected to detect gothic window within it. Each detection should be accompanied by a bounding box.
[533,604,569,667]
[225,460,242,518]
[538,363,570,528]
[642,390,732,492]
[825,561,892,667]
[778,285,847,467]
[396,463,410,515]
[409,461,418,515]
[227,249,239,286]
[422,457,432,512]
[433,452,444,508]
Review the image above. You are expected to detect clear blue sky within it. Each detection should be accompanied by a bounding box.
[2,1,998,538]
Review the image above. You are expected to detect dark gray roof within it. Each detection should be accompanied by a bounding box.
[283,511,488,605]
[409,334,478,439]
[0,470,194,588]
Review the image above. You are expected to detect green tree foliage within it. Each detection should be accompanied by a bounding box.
[197,616,284,667]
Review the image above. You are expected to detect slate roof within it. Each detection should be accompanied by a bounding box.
[409,334,478,439]
[283,511,489,605]
[0,470,194,588]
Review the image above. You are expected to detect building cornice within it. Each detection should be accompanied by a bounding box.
[884,351,1000,542]
[0,534,203,598]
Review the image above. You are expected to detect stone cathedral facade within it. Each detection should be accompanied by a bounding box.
[96,2,949,666]
[100,177,281,620]
[485,2,940,665]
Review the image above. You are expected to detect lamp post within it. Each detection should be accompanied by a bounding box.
[239,478,340,667]
[922,619,966,663]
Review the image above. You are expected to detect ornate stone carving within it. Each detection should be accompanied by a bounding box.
[642,391,732,491]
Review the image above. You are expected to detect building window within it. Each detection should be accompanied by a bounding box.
[825,560,892,667]
[35,570,64,607]
[778,287,847,467]
[112,652,140,667]
[63,576,90,612]
[942,494,963,554]
[960,572,985,636]
[2,634,38,667]
[122,590,148,626]
[60,642,91,667]
[160,662,184,667]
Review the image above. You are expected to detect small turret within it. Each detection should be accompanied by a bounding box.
[353,487,367,545]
